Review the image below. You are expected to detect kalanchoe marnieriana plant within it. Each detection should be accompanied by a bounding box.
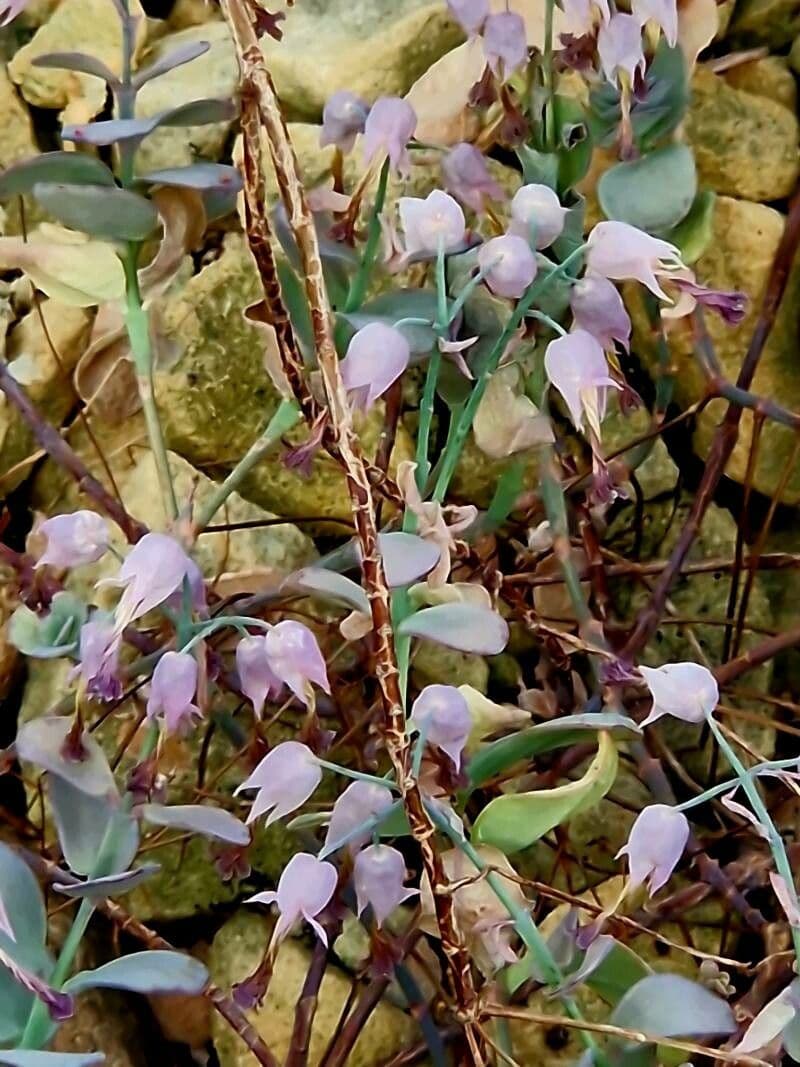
[2,0,799,1061]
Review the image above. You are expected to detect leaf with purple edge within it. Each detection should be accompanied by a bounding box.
[0,1052,106,1065]
[53,866,160,899]
[16,718,116,797]
[397,602,509,655]
[63,99,237,147]
[32,52,119,86]
[32,183,159,241]
[131,39,210,88]
[138,162,242,192]
[0,153,115,200]
[62,951,208,996]
[140,803,250,846]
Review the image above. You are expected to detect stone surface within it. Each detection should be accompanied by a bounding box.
[0,67,37,169]
[729,0,800,47]
[630,195,800,503]
[209,912,418,1067]
[723,55,798,111]
[685,67,800,203]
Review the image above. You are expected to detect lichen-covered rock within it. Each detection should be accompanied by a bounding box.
[723,55,798,111]
[412,640,489,693]
[729,0,800,47]
[686,67,800,203]
[630,196,800,503]
[0,67,37,169]
[0,298,93,493]
[8,0,146,117]
[209,913,418,1067]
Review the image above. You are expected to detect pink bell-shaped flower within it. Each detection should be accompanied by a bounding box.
[586,220,683,301]
[236,635,282,718]
[324,780,395,854]
[442,143,503,214]
[478,234,537,299]
[35,510,110,570]
[146,650,201,736]
[101,532,196,632]
[320,90,370,153]
[362,97,417,178]
[639,661,719,727]
[247,852,337,946]
[354,844,418,927]
[0,0,29,26]
[632,0,678,46]
[446,0,489,35]
[264,620,330,704]
[616,804,689,894]
[509,184,568,250]
[235,740,322,826]
[544,329,620,437]
[340,323,411,412]
[597,12,646,86]
[74,616,121,702]
[398,189,466,259]
[570,275,631,352]
[410,684,472,770]
[483,11,528,80]
[561,0,610,35]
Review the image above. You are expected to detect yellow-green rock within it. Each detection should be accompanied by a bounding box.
[729,0,800,47]
[0,66,37,168]
[723,55,798,111]
[686,67,800,203]
[209,913,418,1067]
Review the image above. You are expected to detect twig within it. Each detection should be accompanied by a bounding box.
[284,934,329,1067]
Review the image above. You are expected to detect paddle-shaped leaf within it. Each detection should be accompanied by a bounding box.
[16,718,116,797]
[63,99,236,147]
[139,163,242,192]
[610,973,736,1038]
[286,568,370,615]
[0,1052,104,1065]
[9,593,87,659]
[53,866,160,899]
[140,803,250,846]
[0,843,47,950]
[32,52,118,85]
[49,776,137,876]
[339,289,438,354]
[63,951,208,996]
[376,533,440,587]
[0,153,115,200]
[397,603,509,655]
[132,39,210,88]
[598,144,696,235]
[471,731,618,853]
[33,184,159,241]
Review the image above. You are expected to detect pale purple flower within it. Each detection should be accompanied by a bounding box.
[100,532,196,632]
[362,97,417,178]
[247,852,337,946]
[544,329,620,437]
[597,13,646,86]
[632,0,678,47]
[570,275,631,352]
[410,684,472,770]
[447,0,489,35]
[0,0,29,26]
[442,143,504,214]
[74,616,122,702]
[324,780,395,854]
[35,510,110,570]
[320,90,370,153]
[483,11,528,81]
[264,620,330,704]
[235,740,322,826]
[146,650,201,735]
[639,661,719,727]
[586,220,683,301]
[398,190,466,259]
[509,184,568,250]
[478,234,537,299]
[669,276,747,325]
[560,0,610,35]
[354,844,418,927]
[340,323,411,412]
[236,635,282,718]
[616,804,689,894]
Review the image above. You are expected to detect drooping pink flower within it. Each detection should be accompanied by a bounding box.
[264,620,330,704]
[35,510,110,570]
[146,650,202,736]
[100,532,196,632]
[586,220,683,301]
[441,143,504,214]
[668,276,747,325]
[0,0,29,26]
[632,0,678,46]
[398,189,466,259]
[236,741,322,826]
[478,234,537,299]
[324,780,396,854]
[509,184,568,250]
[597,13,646,86]
[544,329,620,437]
[354,844,418,927]
[320,90,370,153]
[639,661,719,727]
[560,0,610,35]
[570,275,631,351]
[236,635,282,718]
[616,804,689,894]
[247,852,337,946]
[482,11,529,81]
[410,684,472,770]
[74,616,122,702]
[362,97,417,178]
[446,0,489,35]
[340,322,411,411]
